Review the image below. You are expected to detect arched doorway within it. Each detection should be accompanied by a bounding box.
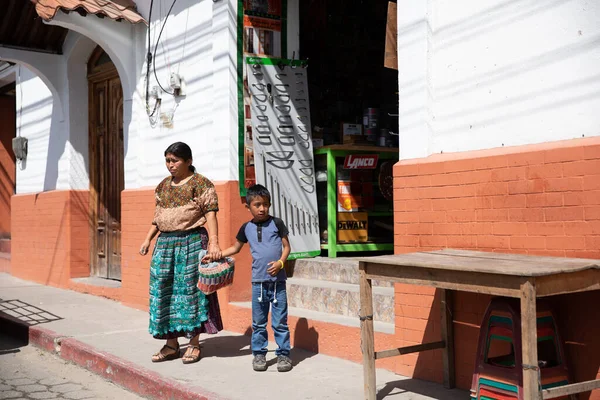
[88,46,123,280]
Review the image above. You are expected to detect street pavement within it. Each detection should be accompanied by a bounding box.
[0,273,467,399]
[0,333,144,400]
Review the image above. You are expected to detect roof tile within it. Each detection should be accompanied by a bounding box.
[32,0,146,25]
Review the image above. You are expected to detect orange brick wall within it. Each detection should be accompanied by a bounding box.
[8,182,255,308]
[11,190,89,286]
[118,181,400,367]
[393,137,600,398]
[0,95,16,238]
[0,255,9,273]
[222,302,397,371]
[120,181,255,310]
[120,188,155,309]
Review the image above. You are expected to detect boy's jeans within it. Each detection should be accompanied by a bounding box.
[251,281,291,356]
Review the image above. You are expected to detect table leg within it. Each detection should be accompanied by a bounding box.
[440,289,455,389]
[359,263,376,400]
[520,280,540,399]
[326,149,337,258]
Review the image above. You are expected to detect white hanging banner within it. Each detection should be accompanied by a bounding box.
[247,57,320,259]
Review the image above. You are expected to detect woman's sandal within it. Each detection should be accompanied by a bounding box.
[151,343,180,363]
[182,344,201,364]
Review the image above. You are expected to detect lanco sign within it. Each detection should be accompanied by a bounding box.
[343,154,379,169]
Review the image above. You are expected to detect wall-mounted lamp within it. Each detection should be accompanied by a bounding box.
[12,136,28,161]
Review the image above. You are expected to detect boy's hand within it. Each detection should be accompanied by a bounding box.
[201,255,212,264]
[267,260,283,276]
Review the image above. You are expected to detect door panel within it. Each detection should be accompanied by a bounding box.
[91,81,108,278]
[89,61,123,280]
[107,77,123,280]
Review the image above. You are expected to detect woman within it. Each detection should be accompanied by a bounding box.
[140,142,223,364]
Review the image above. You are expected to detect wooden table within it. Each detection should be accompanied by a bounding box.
[357,249,600,400]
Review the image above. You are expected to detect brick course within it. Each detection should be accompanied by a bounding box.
[11,190,89,287]
[0,95,15,239]
[394,137,600,398]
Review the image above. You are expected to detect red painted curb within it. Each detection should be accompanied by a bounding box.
[60,338,225,400]
[1,315,225,400]
[0,313,62,352]
[29,325,62,353]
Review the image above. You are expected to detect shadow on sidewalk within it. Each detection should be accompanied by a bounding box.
[376,379,464,400]
[0,330,27,355]
[0,299,62,326]
[291,317,319,366]
[198,327,253,358]
[197,322,320,368]
[0,299,62,353]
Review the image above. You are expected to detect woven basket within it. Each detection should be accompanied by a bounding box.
[197,250,235,295]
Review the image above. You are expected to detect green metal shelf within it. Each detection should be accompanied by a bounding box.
[320,243,394,252]
[314,145,398,257]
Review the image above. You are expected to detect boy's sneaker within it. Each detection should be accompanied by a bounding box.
[277,355,293,372]
[252,354,267,371]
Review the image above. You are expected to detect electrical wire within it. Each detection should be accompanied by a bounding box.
[153,0,178,95]
[144,0,154,112]
[17,65,25,170]
[17,65,22,138]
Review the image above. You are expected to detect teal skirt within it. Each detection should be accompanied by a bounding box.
[148,228,223,339]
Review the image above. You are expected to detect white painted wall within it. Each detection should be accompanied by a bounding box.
[3,0,240,193]
[13,66,67,194]
[2,32,95,194]
[397,0,600,160]
[64,33,96,191]
[130,0,240,188]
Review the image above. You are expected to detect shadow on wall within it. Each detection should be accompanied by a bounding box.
[442,291,491,390]
[548,292,600,400]
[409,290,446,385]
[17,37,133,193]
[292,317,319,366]
[404,290,600,400]
[42,100,64,191]
[285,262,320,362]
[394,290,490,391]
[13,68,62,192]
[0,162,14,237]
[0,95,16,238]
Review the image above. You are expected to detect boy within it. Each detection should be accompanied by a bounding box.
[204,184,292,372]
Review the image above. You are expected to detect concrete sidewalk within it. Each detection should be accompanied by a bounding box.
[0,273,466,400]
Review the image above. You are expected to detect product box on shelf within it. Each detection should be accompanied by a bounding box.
[337,212,368,243]
[337,180,361,212]
[342,123,365,144]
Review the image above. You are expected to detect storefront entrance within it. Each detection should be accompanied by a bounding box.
[298,0,399,257]
[240,0,399,258]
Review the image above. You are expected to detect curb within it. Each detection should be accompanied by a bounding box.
[0,315,225,400]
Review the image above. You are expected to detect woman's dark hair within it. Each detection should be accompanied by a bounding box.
[164,142,195,172]
[246,184,271,204]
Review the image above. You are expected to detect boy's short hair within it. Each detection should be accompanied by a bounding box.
[246,184,271,204]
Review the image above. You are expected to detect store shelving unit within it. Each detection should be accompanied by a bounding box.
[314,144,398,258]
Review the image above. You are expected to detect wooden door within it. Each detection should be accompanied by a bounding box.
[88,48,123,280]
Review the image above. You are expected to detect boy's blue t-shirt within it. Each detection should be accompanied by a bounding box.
[236,216,289,282]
